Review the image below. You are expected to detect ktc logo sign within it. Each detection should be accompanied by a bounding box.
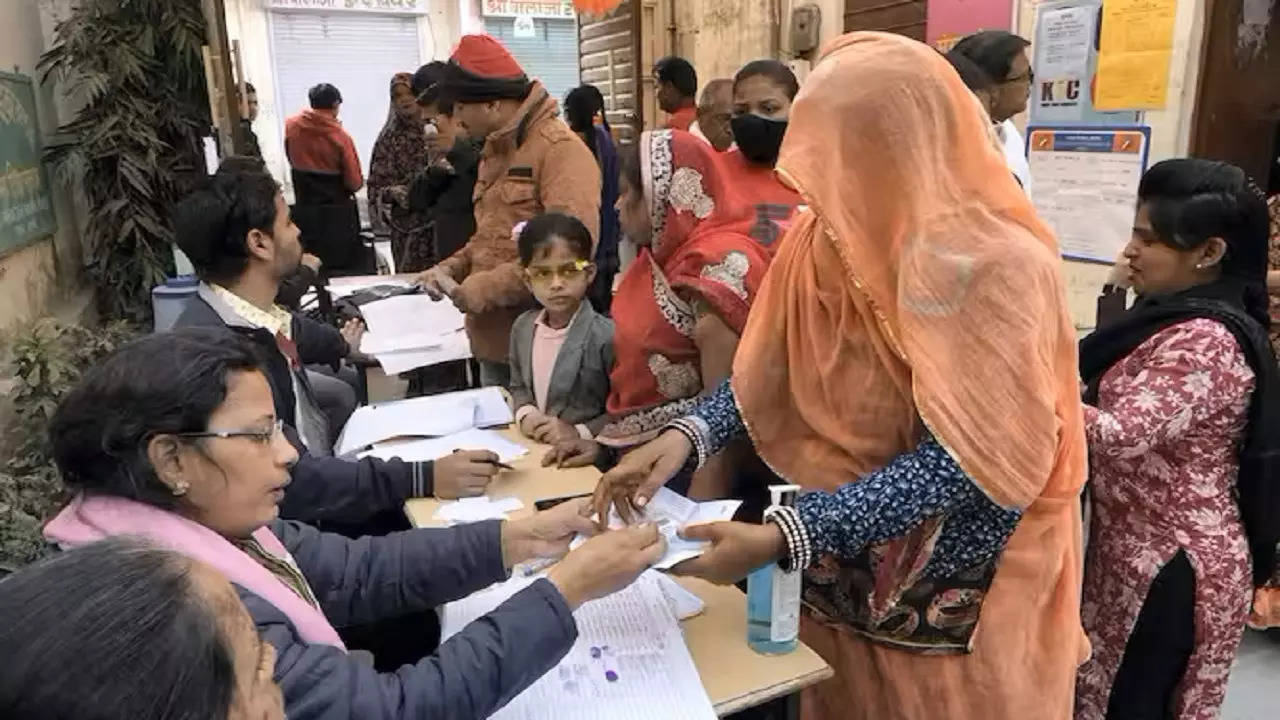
[1039,78,1083,107]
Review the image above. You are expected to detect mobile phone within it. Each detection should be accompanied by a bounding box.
[534,493,592,512]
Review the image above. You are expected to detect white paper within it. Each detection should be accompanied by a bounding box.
[357,428,529,464]
[202,136,219,175]
[433,496,524,524]
[360,331,446,355]
[359,294,465,337]
[373,329,473,374]
[653,572,705,620]
[335,387,514,455]
[441,573,716,720]
[573,487,742,570]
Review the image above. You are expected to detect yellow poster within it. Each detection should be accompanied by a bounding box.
[1094,0,1177,110]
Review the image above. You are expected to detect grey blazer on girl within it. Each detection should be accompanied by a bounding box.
[507,303,615,436]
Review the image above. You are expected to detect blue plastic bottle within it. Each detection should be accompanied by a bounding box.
[746,484,802,655]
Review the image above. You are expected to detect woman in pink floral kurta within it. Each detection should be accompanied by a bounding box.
[1076,318,1255,720]
[1076,159,1280,720]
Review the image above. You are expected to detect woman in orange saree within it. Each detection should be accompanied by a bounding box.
[592,32,1090,719]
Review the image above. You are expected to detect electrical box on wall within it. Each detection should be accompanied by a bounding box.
[787,59,812,86]
[790,4,821,54]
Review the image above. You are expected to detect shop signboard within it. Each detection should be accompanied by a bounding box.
[481,1,575,19]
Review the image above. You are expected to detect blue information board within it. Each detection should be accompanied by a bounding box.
[1026,125,1151,263]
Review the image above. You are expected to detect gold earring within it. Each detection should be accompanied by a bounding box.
[172,481,189,497]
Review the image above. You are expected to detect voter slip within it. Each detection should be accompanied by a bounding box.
[572,487,741,570]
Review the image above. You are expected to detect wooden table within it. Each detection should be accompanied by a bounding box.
[405,430,832,716]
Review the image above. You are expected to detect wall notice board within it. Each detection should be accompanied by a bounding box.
[0,71,57,258]
[1027,126,1150,264]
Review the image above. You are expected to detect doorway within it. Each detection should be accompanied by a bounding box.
[1190,0,1280,185]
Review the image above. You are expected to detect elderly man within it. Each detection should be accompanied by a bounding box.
[689,78,735,151]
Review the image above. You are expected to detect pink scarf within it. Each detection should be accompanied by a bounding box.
[44,494,345,649]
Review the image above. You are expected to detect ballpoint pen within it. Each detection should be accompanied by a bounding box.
[452,448,514,470]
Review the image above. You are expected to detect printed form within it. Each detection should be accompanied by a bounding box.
[442,572,716,720]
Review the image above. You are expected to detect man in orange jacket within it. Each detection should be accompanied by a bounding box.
[417,35,601,387]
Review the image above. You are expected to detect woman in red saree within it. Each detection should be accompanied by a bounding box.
[546,130,771,494]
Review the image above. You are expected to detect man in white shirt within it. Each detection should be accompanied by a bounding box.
[947,31,1035,193]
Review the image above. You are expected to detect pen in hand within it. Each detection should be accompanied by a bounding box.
[452,449,514,471]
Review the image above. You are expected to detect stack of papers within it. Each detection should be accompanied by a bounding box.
[357,294,469,373]
[358,427,528,464]
[574,487,741,570]
[434,496,525,525]
[335,387,514,456]
[442,572,717,720]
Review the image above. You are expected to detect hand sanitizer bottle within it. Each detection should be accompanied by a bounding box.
[746,483,802,655]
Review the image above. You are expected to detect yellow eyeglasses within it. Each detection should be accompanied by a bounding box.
[524,259,593,284]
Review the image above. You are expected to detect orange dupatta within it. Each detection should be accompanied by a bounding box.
[731,33,1089,719]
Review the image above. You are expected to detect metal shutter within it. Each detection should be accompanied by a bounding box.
[269,11,422,194]
[482,17,580,108]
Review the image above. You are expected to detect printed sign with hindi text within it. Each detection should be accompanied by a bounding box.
[1094,0,1176,110]
[481,0,575,18]
[1030,0,1140,125]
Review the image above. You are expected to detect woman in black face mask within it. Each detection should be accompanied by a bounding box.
[724,59,803,254]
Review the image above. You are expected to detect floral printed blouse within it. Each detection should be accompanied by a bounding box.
[676,380,1020,576]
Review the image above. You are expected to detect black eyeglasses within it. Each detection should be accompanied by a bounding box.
[177,419,283,446]
[1006,68,1035,84]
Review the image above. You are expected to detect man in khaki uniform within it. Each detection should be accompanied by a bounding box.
[418,35,601,387]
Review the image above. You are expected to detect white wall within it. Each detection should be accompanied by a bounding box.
[0,0,88,331]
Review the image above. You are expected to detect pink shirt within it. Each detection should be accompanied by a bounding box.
[531,309,572,411]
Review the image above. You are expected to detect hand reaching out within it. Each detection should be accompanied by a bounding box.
[669,521,786,586]
[591,430,693,527]
[546,524,667,609]
[501,497,598,566]
[414,268,460,302]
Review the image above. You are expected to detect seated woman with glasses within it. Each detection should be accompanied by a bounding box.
[0,538,284,720]
[42,327,665,720]
[507,213,615,445]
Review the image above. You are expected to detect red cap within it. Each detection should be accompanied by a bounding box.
[450,34,525,80]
